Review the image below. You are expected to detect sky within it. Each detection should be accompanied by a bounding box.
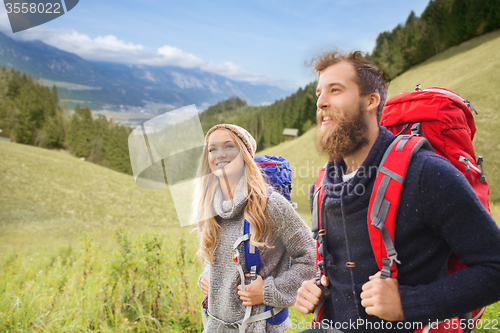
[0,0,430,91]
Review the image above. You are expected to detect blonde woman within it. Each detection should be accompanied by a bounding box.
[195,124,315,333]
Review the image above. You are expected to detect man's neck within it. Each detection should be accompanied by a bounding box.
[343,125,380,173]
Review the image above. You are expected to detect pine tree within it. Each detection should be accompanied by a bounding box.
[51,85,58,104]
[66,105,81,155]
[67,104,93,157]
[87,116,108,165]
[103,123,132,174]
[15,107,32,144]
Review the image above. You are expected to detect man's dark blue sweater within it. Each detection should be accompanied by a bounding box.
[310,127,500,332]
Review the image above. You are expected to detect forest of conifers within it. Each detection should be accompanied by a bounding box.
[0,68,132,174]
[367,0,500,79]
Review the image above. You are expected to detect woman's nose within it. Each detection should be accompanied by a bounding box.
[216,150,227,159]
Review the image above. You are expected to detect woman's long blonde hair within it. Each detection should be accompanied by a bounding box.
[195,129,272,263]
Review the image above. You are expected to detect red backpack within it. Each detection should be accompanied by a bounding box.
[311,86,489,332]
[381,87,489,211]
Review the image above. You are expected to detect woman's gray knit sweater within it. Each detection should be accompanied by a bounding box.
[199,182,316,332]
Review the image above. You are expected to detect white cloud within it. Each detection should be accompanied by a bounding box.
[154,45,205,68]
[145,46,276,85]
[12,29,147,64]
[202,61,242,76]
[1,23,297,89]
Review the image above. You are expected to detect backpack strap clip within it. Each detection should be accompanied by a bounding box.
[411,122,422,136]
[249,266,257,279]
[477,156,486,183]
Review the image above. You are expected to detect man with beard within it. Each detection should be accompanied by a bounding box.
[294,50,500,332]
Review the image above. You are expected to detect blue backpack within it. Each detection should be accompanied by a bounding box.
[245,154,295,279]
[254,155,293,204]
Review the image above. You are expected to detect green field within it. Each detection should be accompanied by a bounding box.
[2,29,500,332]
[0,141,203,332]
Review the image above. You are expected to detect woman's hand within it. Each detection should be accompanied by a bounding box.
[237,274,263,306]
[200,273,209,296]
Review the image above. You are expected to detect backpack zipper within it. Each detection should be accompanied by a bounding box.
[257,162,280,166]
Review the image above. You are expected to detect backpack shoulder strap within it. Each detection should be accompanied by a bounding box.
[242,188,275,277]
[243,219,261,277]
[311,165,330,324]
[367,135,433,279]
[312,166,327,270]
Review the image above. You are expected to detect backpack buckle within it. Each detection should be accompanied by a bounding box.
[232,253,239,263]
[388,254,401,267]
[249,266,257,279]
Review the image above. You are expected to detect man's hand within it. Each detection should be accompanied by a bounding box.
[200,273,209,296]
[360,271,404,321]
[295,275,328,314]
[237,274,263,306]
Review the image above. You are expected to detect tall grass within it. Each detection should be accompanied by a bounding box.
[2,225,498,333]
[0,228,204,332]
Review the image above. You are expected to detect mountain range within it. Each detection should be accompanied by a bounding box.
[0,32,289,113]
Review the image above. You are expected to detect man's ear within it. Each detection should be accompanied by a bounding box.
[365,93,381,114]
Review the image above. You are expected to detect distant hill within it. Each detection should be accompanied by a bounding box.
[0,32,288,112]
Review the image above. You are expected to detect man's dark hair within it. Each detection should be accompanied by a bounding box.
[310,50,388,122]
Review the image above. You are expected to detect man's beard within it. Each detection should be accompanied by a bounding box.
[316,101,369,161]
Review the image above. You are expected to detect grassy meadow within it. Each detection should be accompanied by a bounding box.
[2,29,500,332]
[0,141,206,332]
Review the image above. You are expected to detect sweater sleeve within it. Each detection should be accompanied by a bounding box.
[399,154,500,322]
[197,263,210,289]
[261,192,317,308]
